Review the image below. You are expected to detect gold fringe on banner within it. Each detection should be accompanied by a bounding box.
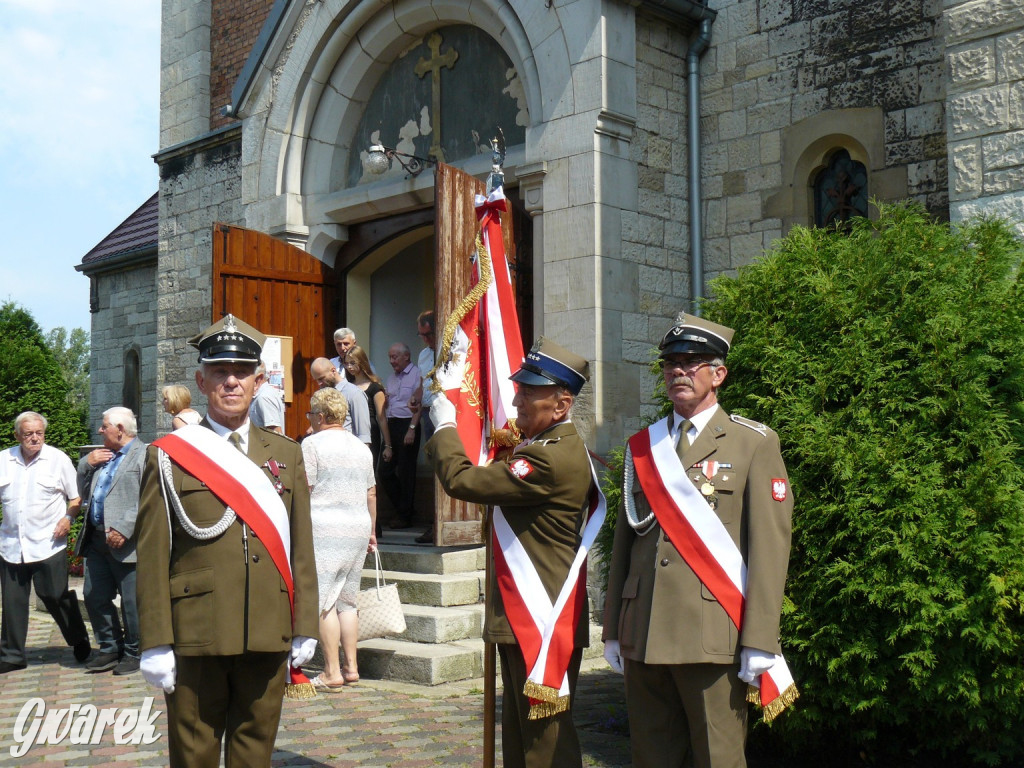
[747,683,800,723]
[428,234,492,393]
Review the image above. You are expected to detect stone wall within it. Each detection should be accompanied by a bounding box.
[87,260,159,442]
[945,0,1024,231]
[700,0,948,286]
[622,14,695,430]
[155,132,244,434]
[161,0,212,148]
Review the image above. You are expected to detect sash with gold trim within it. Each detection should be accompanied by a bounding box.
[153,425,314,696]
[492,456,606,719]
[628,417,798,721]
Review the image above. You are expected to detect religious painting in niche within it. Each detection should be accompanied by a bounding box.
[349,25,527,186]
[813,149,868,228]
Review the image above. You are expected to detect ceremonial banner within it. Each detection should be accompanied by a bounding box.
[434,186,524,464]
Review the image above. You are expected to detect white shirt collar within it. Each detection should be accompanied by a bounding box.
[672,404,719,441]
[206,416,251,455]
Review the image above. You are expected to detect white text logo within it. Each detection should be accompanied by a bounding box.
[11,697,161,757]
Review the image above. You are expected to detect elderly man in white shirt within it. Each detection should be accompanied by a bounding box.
[0,411,92,673]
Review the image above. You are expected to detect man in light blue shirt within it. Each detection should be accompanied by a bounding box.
[309,358,371,446]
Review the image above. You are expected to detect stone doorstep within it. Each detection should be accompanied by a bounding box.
[353,623,607,687]
[366,543,486,575]
[363,568,486,608]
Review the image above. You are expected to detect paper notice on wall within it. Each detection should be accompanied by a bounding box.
[261,336,285,390]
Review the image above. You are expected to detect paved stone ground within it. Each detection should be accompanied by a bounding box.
[0,610,631,767]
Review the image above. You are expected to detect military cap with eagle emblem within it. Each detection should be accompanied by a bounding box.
[189,314,266,364]
[659,312,735,359]
[510,336,590,395]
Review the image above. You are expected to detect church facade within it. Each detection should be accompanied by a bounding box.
[82,0,1023,448]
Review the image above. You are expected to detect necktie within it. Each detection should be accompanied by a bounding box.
[228,432,244,453]
[676,419,693,462]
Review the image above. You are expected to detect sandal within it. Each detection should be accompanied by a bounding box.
[342,671,360,685]
[310,674,345,693]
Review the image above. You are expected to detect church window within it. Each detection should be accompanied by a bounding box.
[813,149,868,228]
[123,348,141,430]
[348,25,527,187]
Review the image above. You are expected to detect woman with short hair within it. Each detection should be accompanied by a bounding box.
[302,387,377,691]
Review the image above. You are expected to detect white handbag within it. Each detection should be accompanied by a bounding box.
[356,548,407,641]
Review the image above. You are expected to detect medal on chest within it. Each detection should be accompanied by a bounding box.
[263,460,286,495]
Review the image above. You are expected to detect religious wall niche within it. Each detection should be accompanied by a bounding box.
[348,25,527,187]
[813,149,868,229]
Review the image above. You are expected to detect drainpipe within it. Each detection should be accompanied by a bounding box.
[687,17,714,315]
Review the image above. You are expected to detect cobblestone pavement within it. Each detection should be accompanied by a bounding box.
[0,609,631,767]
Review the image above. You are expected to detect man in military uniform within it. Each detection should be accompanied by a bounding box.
[425,337,596,768]
[135,314,319,768]
[602,313,795,768]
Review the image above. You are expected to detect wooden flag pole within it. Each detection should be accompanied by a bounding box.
[483,509,496,768]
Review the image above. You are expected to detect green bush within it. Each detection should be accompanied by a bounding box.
[698,203,1024,764]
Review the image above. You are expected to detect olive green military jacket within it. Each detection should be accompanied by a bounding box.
[603,407,793,664]
[425,422,594,646]
[135,423,319,655]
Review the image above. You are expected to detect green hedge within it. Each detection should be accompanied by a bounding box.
[600,203,1024,765]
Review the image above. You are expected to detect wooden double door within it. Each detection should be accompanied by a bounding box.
[211,165,531,545]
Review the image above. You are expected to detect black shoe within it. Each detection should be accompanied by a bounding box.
[85,652,120,673]
[73,640,92,663]
[415,527,434,544]
[113,656,140,676]
[0,661,26,674]
[388,518,412,530]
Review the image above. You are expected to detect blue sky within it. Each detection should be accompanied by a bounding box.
[0,0,160,334]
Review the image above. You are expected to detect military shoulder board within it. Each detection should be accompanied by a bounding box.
[730,414,767,436]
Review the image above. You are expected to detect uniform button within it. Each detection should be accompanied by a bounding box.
[183,586,190,593]
[252,554,260,563]
[660,558,670,567]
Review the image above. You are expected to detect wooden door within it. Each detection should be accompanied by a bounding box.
[212,223,336,440]
[432,163,519,546]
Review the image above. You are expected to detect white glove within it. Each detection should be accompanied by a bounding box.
[429,393,457,430]
[290,636,317,668]
[603,640,624,674]
[140,645,176,693]
[738,646,777,683]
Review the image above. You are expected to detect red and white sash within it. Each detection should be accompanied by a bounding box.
[628,417,798,721]
[153,426,312,690]
[492,455,606,719]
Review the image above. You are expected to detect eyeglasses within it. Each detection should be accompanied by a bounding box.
[660,359,715,374]
[305,411,322,419]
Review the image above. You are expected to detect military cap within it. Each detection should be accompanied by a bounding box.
[189,314,266,364]
[659,312,734,359]
[510,336,590,395]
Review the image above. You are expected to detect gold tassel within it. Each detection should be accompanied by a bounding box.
[746,684,761,705]
[760,684,799,724]
[527,696,570,720]
[285,682,317,699]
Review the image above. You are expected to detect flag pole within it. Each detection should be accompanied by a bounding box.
[483,509,496,768]
[482,131,505,768]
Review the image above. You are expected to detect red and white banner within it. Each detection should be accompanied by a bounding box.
[628,417,798,721]
[493,459,606,718]
[434,186,524,465]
